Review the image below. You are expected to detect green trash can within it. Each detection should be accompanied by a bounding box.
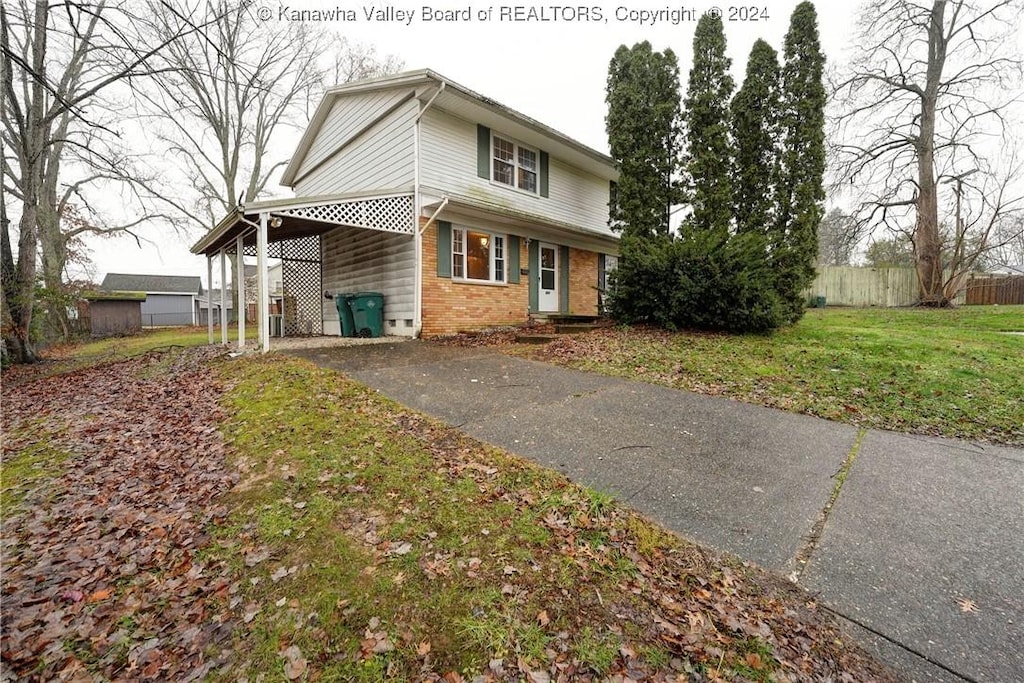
[334,293,356,337]
[349,292,385,338]
[814,295,827,308]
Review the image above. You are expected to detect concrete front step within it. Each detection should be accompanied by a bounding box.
[515,334,561,344]
[535,314,601,325]
[553,323,600,335]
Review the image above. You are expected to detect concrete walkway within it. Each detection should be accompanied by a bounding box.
[289,341,1024,683]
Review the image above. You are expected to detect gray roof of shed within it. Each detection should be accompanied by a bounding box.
[101,273,202,295]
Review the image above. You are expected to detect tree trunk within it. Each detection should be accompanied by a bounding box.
[39,205,73,340]
[915,1,948,306]
[1,0,49,363]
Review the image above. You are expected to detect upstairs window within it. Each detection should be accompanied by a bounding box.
[452,227,506,283]
[493,134,539,194]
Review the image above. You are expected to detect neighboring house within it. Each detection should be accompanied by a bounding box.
[100,273,201,326]
[191,69,619,348]
[79,291,144,337]
[195,289,235,325]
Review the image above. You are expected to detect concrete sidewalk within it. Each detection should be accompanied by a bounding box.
[289,341,1023,683]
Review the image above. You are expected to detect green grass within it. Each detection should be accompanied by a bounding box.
[204,354,880,680]
[207,355,643,679]
[67,325,254,360]
[534,306,1024,444]
[2,343,899,681]
[0,433,69,517]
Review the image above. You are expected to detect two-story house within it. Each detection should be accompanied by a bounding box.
[191,69,619,350]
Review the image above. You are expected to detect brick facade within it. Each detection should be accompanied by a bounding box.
[568,248,599,316]
[420,218,603,336]
[421,221,530,336]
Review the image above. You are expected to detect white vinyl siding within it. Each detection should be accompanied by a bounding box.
[420,108,613,237]
[321,225,415,336]
[294,94,417,196]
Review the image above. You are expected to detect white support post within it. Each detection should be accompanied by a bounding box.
[206,256,214,344]
[258,212,270,353]
[219,250,228,345]
[236,235,246,350]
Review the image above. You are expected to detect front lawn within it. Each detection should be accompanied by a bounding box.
[1,344,895,681]
[528,306,1024,445]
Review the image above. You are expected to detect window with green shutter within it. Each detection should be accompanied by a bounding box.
[477,126,549,197]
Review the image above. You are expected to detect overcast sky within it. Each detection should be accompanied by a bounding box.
[84,0,857,285]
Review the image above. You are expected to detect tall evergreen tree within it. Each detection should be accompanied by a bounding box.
[682,14,734,237]
[605,42,682,239]
[774,1,826,321]
[731,39,781,237]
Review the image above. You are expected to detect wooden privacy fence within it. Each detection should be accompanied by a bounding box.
[803,267,1024,307]
[964,274,1024,305]
[803,267,943,307]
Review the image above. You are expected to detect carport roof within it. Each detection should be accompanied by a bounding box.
[190,192,415,255]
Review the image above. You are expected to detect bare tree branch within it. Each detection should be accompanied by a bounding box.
[830,0,1024,304]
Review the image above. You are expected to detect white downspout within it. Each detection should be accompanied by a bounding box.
[413,81,445,338]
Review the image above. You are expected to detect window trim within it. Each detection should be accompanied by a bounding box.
[491,132,540,195]
[451,226,508,285]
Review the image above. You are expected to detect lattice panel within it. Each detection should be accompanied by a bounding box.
[281,195,414,234]
[278,235,320,262]
[242,236,320,262]
[280,249,323,337]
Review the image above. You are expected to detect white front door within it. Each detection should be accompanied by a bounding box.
[538,243,558,312]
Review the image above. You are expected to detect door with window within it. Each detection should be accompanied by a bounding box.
[538,243,558,312]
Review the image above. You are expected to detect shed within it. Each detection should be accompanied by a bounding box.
[81,291,145,337]
[100,273,202,326]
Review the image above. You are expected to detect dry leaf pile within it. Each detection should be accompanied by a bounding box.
[2,347,238,681]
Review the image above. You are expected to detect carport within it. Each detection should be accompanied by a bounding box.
[191,192,415,352]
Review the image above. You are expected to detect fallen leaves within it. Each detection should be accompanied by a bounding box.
[1,347,237,681]
[955,597,980,613]
[279,644,307,680]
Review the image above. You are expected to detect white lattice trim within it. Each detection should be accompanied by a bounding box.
[279,196,414,234]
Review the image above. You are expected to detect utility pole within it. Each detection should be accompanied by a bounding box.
[944,168,978,239]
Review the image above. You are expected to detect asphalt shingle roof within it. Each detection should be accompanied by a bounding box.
[101,273,202,295]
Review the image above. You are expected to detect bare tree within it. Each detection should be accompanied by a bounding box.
[986,213,1024,270]
[138,1,402,310]
[140,1,324,229]
[330,37,404,86]
[816,207,858,266]
[140,3,404,226]
[1,0,208,363]
[832,0,1023,305]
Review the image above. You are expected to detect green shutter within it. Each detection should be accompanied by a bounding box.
[559,245,570,313]
[539,151,549,197]
[508,235,520,284]
[598,253,606,291]
[437,221,452,278]
[477,125,490,179]
[528,239,539,313]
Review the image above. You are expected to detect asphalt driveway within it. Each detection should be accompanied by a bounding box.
[289,341,1023,683]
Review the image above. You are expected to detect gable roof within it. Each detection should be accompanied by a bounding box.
[281,69,617,187]
[101,273,201,295]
